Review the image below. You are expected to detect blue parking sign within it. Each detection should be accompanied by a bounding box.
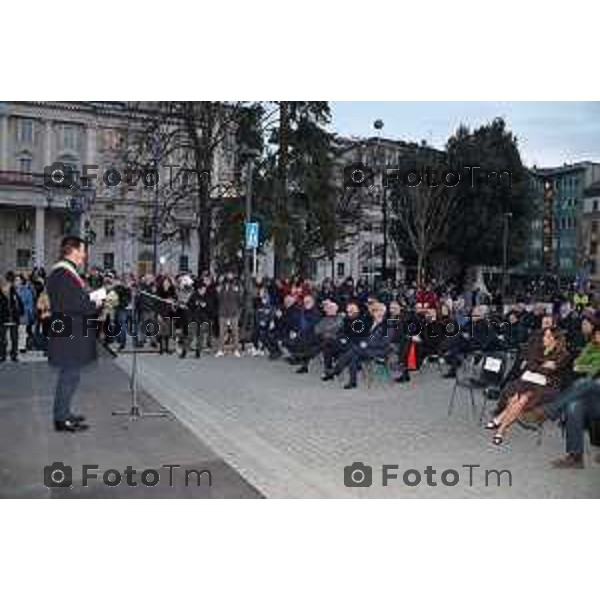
[245,222,259,249]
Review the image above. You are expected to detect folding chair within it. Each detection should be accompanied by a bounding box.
[448,351,485,417]
[478,348,521,424]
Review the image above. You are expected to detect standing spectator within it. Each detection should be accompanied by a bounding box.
[15,274,36,351]
[156,275,176,355]
[36,288,51,354]
[1,272,23,361]
[216,272,242,357]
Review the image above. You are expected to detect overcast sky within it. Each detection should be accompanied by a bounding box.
[330,101,600,168]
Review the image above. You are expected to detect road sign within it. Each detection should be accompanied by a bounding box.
[245,221,259,249]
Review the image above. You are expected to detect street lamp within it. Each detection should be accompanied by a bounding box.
[374,119,387,285]
[241,146,261,339]
[502,211,513,299]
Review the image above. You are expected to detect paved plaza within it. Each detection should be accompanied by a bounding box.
[114,352,599,498]
[0,354,262,499]
[1,350,599,498]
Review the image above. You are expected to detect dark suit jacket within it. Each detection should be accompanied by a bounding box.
[47,263,97,368]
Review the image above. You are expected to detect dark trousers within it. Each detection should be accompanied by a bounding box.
[0,323,19,359]
[335,346,383,386]
[564,397,600,455]
[321,340,340,371]
[115,308,128,348]
[543,378,600,422]
[53,366,81,422]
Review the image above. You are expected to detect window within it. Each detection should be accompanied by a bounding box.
[104,218,115,238]
[16,249,31,268]
[17,212,32,233]
[103,253,115,270]
[19,156,32,173]
[61,215,74,235]
[337,262,345,278]
[179,254,189,272]
[179,226,191,246]
[62,124,77,150]
[18,119,34,145]
[102,129,122,152]
[594,200,599,212]
[590,241,598,255]
[141,220,154,242]
[591,260,597,275]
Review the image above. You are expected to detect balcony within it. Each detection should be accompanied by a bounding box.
[0,170,96,213]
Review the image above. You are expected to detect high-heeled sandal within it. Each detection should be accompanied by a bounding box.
[492,434,504,445]
[484,419,500,430]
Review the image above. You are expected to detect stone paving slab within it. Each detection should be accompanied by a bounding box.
[0,356,263,499]
[115,353,600,499]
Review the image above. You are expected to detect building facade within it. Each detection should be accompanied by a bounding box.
[0,101,237,276]
[312,135,443,284]
[524,161,600,279]
[580,180,600,283]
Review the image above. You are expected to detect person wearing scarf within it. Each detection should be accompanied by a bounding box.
[47,236,99,433]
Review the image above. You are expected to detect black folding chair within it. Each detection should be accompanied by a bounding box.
[479,348,521,424]
[447,351,485,417]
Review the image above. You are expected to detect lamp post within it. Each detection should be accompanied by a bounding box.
[241,146,260,338]
[502,211,512,299]
[374,119,386,285]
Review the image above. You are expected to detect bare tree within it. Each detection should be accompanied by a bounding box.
[124,102,249,274]
[390,160,459,285]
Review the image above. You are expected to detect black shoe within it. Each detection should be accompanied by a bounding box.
[195,349,201,358]
[321,371,335,382]
[179,350,187,359]
[286,356,300,365]
[551,453,584,469]
[343,382,357,390]
[296,365,309,374]
[54,419,89,432]
[68,414,86,423]
[10,356,18,362]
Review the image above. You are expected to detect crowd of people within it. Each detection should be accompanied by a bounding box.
[2,263,600,467]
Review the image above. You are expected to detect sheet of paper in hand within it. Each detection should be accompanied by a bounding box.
[483,356,502,373]
[89,287,107,304]
[521,370,547,386]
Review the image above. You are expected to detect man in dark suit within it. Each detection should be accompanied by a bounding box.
[47,236,99,433]
[322,302,390,389]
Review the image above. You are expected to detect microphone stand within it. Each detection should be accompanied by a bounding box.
[112,287,170,421]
